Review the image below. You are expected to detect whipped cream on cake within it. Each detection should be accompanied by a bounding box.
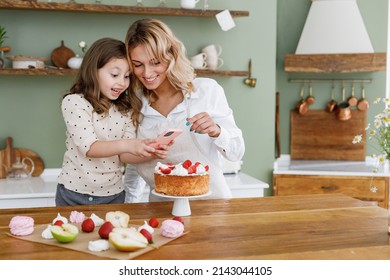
[154,161,208,176]
[154,160,210,196]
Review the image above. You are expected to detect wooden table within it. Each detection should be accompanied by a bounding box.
[0,194,389,260]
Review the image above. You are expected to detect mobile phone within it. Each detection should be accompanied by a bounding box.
[151,128,183,148]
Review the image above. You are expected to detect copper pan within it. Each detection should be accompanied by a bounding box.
[295,82,308,115]
[326,82,337,113]
[348,81,358,107]
[305,81,315,105]
[357,82,369,111]
[336,81,351,121]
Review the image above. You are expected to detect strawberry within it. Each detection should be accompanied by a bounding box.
[172,216,184,225]
[53,220,64,226]
[160,167,172,174]
[182,160,192,169]
[148,217,159,228]
[205,165,209,171]
[187,165,197,174]
[140,228,153,244]
[81,218,95,233]
[166,163,175,170]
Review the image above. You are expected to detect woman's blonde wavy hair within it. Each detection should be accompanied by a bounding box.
[125,18,196,107]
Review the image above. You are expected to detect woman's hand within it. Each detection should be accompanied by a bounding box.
[186,112,221,138]
[151,143,170,159]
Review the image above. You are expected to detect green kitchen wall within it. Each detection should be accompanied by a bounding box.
[0,0,277,194]
[277,0,388,159]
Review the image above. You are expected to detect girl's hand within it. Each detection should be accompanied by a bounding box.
[186,112,221,138]
[129,138,156,157]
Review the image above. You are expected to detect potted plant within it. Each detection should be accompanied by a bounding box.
[0,25,8,68]
[0,25,8,47]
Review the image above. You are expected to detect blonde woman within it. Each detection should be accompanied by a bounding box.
[122,19,245,201]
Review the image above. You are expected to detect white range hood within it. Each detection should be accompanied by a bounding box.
[296,0,374,54]
[284,0,386,73]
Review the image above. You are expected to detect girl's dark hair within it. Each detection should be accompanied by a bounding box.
[64,37,142,127]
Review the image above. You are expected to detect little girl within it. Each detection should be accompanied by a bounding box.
[56,37,167,206]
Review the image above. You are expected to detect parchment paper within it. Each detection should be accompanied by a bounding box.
[8,224,187,260]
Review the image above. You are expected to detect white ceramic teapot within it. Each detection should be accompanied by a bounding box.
[3,157,35,180]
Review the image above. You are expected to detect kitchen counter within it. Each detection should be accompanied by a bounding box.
[273,155,390,210]
[0,169,269,209]
[0,194,388,260]
[274,154,390,176]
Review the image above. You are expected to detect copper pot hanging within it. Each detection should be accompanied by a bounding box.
[305,81,315,105]
[295,82,308,115]
[348,81,358,107]
[336,81,352,121]
[357,82,369,111]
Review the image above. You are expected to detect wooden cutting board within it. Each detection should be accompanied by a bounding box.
[290,109,366,160]
[51,40,75,68]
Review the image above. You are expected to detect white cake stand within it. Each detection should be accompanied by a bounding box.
[151,190,211,216]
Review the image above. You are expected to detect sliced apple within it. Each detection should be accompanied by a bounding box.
[105,211,130,228]
[109,228,148,252]
[50,224,79,243]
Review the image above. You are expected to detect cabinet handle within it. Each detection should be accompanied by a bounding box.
[321,185,338,191]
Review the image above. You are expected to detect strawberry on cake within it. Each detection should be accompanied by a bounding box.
[154,160,209,196]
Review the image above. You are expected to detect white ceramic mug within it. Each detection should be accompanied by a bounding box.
[190,58,208,69]
[190,53,208,69]
[180,0,200,9]
[207,57,224,70]
[190,53,207,61]
[201,44,222,58]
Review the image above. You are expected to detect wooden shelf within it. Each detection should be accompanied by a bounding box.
[0,68,249,77]
[0,0,249,17]
[284,53,387,73]
[0,1,250,78]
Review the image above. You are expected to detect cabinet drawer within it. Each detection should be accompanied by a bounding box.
[273,174,389,209]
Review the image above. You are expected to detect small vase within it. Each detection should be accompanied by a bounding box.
[67,55,83,69]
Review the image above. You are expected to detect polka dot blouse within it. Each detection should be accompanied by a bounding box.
[58,94,136,197]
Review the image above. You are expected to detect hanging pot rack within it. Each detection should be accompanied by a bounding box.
[289,79,372,84]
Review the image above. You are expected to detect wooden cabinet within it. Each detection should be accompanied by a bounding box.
[273,174,389,209]
[0,0,250,77]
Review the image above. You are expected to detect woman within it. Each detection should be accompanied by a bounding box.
[122,19,245,201]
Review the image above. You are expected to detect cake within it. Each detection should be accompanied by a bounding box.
[154,160,209,196]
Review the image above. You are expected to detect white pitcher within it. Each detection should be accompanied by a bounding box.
[4,157,35,180]
[180,0,200,9]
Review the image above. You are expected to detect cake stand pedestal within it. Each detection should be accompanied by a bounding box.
[151,190,211,216]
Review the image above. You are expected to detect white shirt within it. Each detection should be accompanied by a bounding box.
[125,77,245,200]
[141,78,244,162]
[58,94,136,196]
